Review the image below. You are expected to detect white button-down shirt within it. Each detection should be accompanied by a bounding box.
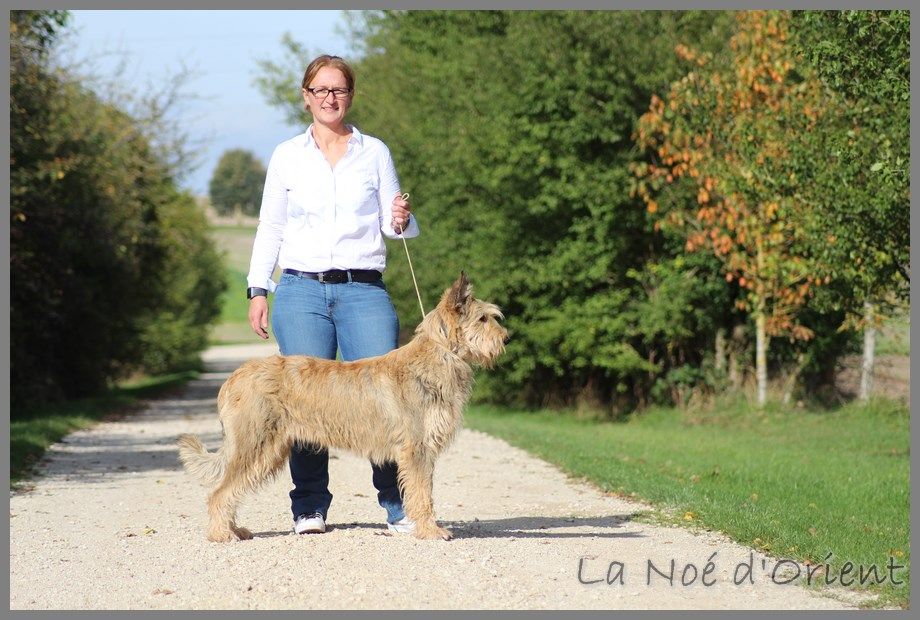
[247,124,420,291]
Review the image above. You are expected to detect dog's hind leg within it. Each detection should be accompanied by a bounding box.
[396,447,452,541]
[205,441,289,542]
[206,459,253,542]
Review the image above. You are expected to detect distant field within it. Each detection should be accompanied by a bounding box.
[209,225,270,345]
[877,313,910,357]
[835,310,910,404]
[210,224,257,273]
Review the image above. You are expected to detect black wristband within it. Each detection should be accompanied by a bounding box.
[246,287,268,300]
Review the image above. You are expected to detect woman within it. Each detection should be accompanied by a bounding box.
[245,54,419,535]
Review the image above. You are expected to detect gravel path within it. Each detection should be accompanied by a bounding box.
[10,344,871,610]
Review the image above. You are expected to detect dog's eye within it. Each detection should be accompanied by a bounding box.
[479,316,488,322]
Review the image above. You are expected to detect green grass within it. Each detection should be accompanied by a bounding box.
[211,265,253,344]
[220,266,251,322]
[465,399,909,608]
[209,224,278,345]
[10,371,197,487]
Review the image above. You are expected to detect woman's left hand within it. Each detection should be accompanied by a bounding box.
[391,192,411,233]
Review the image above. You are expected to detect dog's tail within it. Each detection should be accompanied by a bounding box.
[177,434,225,486]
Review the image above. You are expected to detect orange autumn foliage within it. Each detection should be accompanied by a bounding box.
[632,10,829,342]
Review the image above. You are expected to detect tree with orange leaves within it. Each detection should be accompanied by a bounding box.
[632,11,834,406]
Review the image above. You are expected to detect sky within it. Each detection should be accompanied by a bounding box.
[62,10,357,196]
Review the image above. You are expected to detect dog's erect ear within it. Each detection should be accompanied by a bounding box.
[449,271,473,312]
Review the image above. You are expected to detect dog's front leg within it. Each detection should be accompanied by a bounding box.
[396,447,452,540]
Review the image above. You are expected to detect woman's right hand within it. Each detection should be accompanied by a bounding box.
[249,297,270,340]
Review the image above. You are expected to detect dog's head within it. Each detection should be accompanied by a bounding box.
[419,272,508,367]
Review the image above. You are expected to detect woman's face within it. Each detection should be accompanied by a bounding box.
[302,66,352,127]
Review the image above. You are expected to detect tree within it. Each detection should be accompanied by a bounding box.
[9,9,69,64]
[208,149,266,217]
[10,10,225,408]
[634,11,833,406]
[790,10,910,400]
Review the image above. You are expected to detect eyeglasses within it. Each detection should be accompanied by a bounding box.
[306,87,352,99]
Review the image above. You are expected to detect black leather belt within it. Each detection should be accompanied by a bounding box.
[282,268,382,284]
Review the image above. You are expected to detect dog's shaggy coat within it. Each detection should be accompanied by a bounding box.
[178,273,507,542]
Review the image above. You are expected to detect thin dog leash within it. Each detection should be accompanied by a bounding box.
[394,192,426,319]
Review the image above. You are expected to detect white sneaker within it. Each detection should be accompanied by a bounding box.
[294,512,326,534]
[387,516,416,534]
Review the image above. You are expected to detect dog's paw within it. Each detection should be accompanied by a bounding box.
[208,526,251,543]
[232,526,254,540]
[414,525,453,541]
[207,529,239,543]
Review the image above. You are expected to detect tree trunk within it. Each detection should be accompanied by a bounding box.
[715,328,726,371]
[754,229,768,407]
[860,300,876,402]
[782,352,806,405]
[728,324,746,390]
[755,311,768,407]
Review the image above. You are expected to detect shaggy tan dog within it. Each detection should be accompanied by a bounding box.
[178,272,507,542]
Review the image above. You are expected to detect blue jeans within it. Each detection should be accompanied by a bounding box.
[271,272,406,524]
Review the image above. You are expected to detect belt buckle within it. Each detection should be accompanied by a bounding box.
[317,272,327,284]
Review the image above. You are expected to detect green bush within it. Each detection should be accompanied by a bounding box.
[10,11,225,411]
[135,188,226,373]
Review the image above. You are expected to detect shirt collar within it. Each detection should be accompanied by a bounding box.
[302,124,364,148]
